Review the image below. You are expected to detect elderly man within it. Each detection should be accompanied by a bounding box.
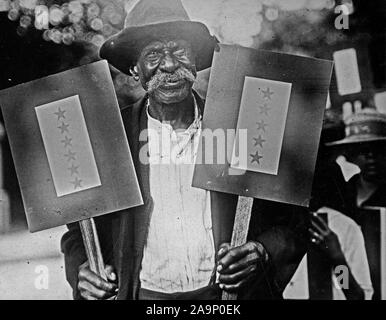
[61,0,306,300]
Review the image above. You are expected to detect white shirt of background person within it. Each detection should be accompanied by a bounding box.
[283,207,374,300]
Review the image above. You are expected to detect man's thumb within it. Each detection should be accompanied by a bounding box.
[104,265,117,282]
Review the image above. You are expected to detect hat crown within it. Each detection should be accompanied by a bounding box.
[327,108,386,146]
[124,0,190,29]
[345,108,386,125]
[345,108,386,141]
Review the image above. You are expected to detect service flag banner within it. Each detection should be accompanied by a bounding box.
[35,95,102,197]
[230,77,292,175]
[193,45,333,207]
[0,60,143,232]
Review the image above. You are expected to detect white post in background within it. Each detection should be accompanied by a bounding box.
[381,208,386,300]
[0,122,11,233]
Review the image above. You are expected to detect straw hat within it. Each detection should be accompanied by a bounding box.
[326,108,386,146]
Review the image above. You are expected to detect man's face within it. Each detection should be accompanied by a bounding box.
[135,39,197,104]
[347,141,386,184]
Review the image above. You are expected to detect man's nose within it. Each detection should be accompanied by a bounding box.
[159,52,179,73]
[364,150,376,160]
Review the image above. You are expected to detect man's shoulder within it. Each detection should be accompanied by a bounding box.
[323,207,361,237]
[120,96,147,119]
[120,97,143,113]
[325,207,358,226]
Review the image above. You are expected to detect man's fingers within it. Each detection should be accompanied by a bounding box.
[220,281,243,292]
[220,256,249,275]
[220,273,255,292]
[78,267,117,293]
[78,280,115,300]
[104,265,117,283]
[310,237,320,245]
[218,248,248,272]
[311,214,329,232]
[218,242,258,271]
[77,263,118,300]
[308,228,323,241]
[82,291,98,301]
[311,220,327,236]
[217,243,231,260]
[220,251,259,275]
[219,264,256,284]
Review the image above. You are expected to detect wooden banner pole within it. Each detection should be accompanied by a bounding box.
[79,217,107,280]
[222,196,254,300]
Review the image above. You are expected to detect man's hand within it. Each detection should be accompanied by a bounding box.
[216,241,267,292]
[309,212,345,263]
[78,261,118,300]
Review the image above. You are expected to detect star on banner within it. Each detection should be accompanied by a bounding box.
[262,87,274,100]
[253,135,266,148]
[54,107,66,121]
[64,149,76,162]
[58,122,69,134]
[259,103,270,116]
[256,120,267,132]
[250,150,263,164]
[68,164,79,176]
[70,176,82,189]
[61,136,72,148]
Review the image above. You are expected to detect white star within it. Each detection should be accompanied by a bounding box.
[64,150,76,162]
[253,135,266,148]
[262,87,274,100]
[259,103,270,116]
[256,120,267,132]
[61,136,72,148]
[68,164,79,176]
[70,177,82,189]
[54,107,66,121]
[250,150,263,164]
[58,122,69,134]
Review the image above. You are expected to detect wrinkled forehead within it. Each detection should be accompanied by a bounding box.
[141,38,192,53]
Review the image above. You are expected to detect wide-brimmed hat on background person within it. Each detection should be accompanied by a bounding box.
[326,108,386,147]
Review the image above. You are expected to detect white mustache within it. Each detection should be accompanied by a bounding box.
[147,67,196,93]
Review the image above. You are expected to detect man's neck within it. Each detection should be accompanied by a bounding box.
[148,93,195,131]
[356,175,379,207]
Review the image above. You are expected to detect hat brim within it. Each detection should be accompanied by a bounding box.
[326,135,386,146]
[100,21,217,74]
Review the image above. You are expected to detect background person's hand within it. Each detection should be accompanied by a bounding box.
[309,212,345,263]
[216,241,268,292]
[77,261,118,300]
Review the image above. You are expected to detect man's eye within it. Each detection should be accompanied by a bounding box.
[147,51,160,59]
[174,49,186,57]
